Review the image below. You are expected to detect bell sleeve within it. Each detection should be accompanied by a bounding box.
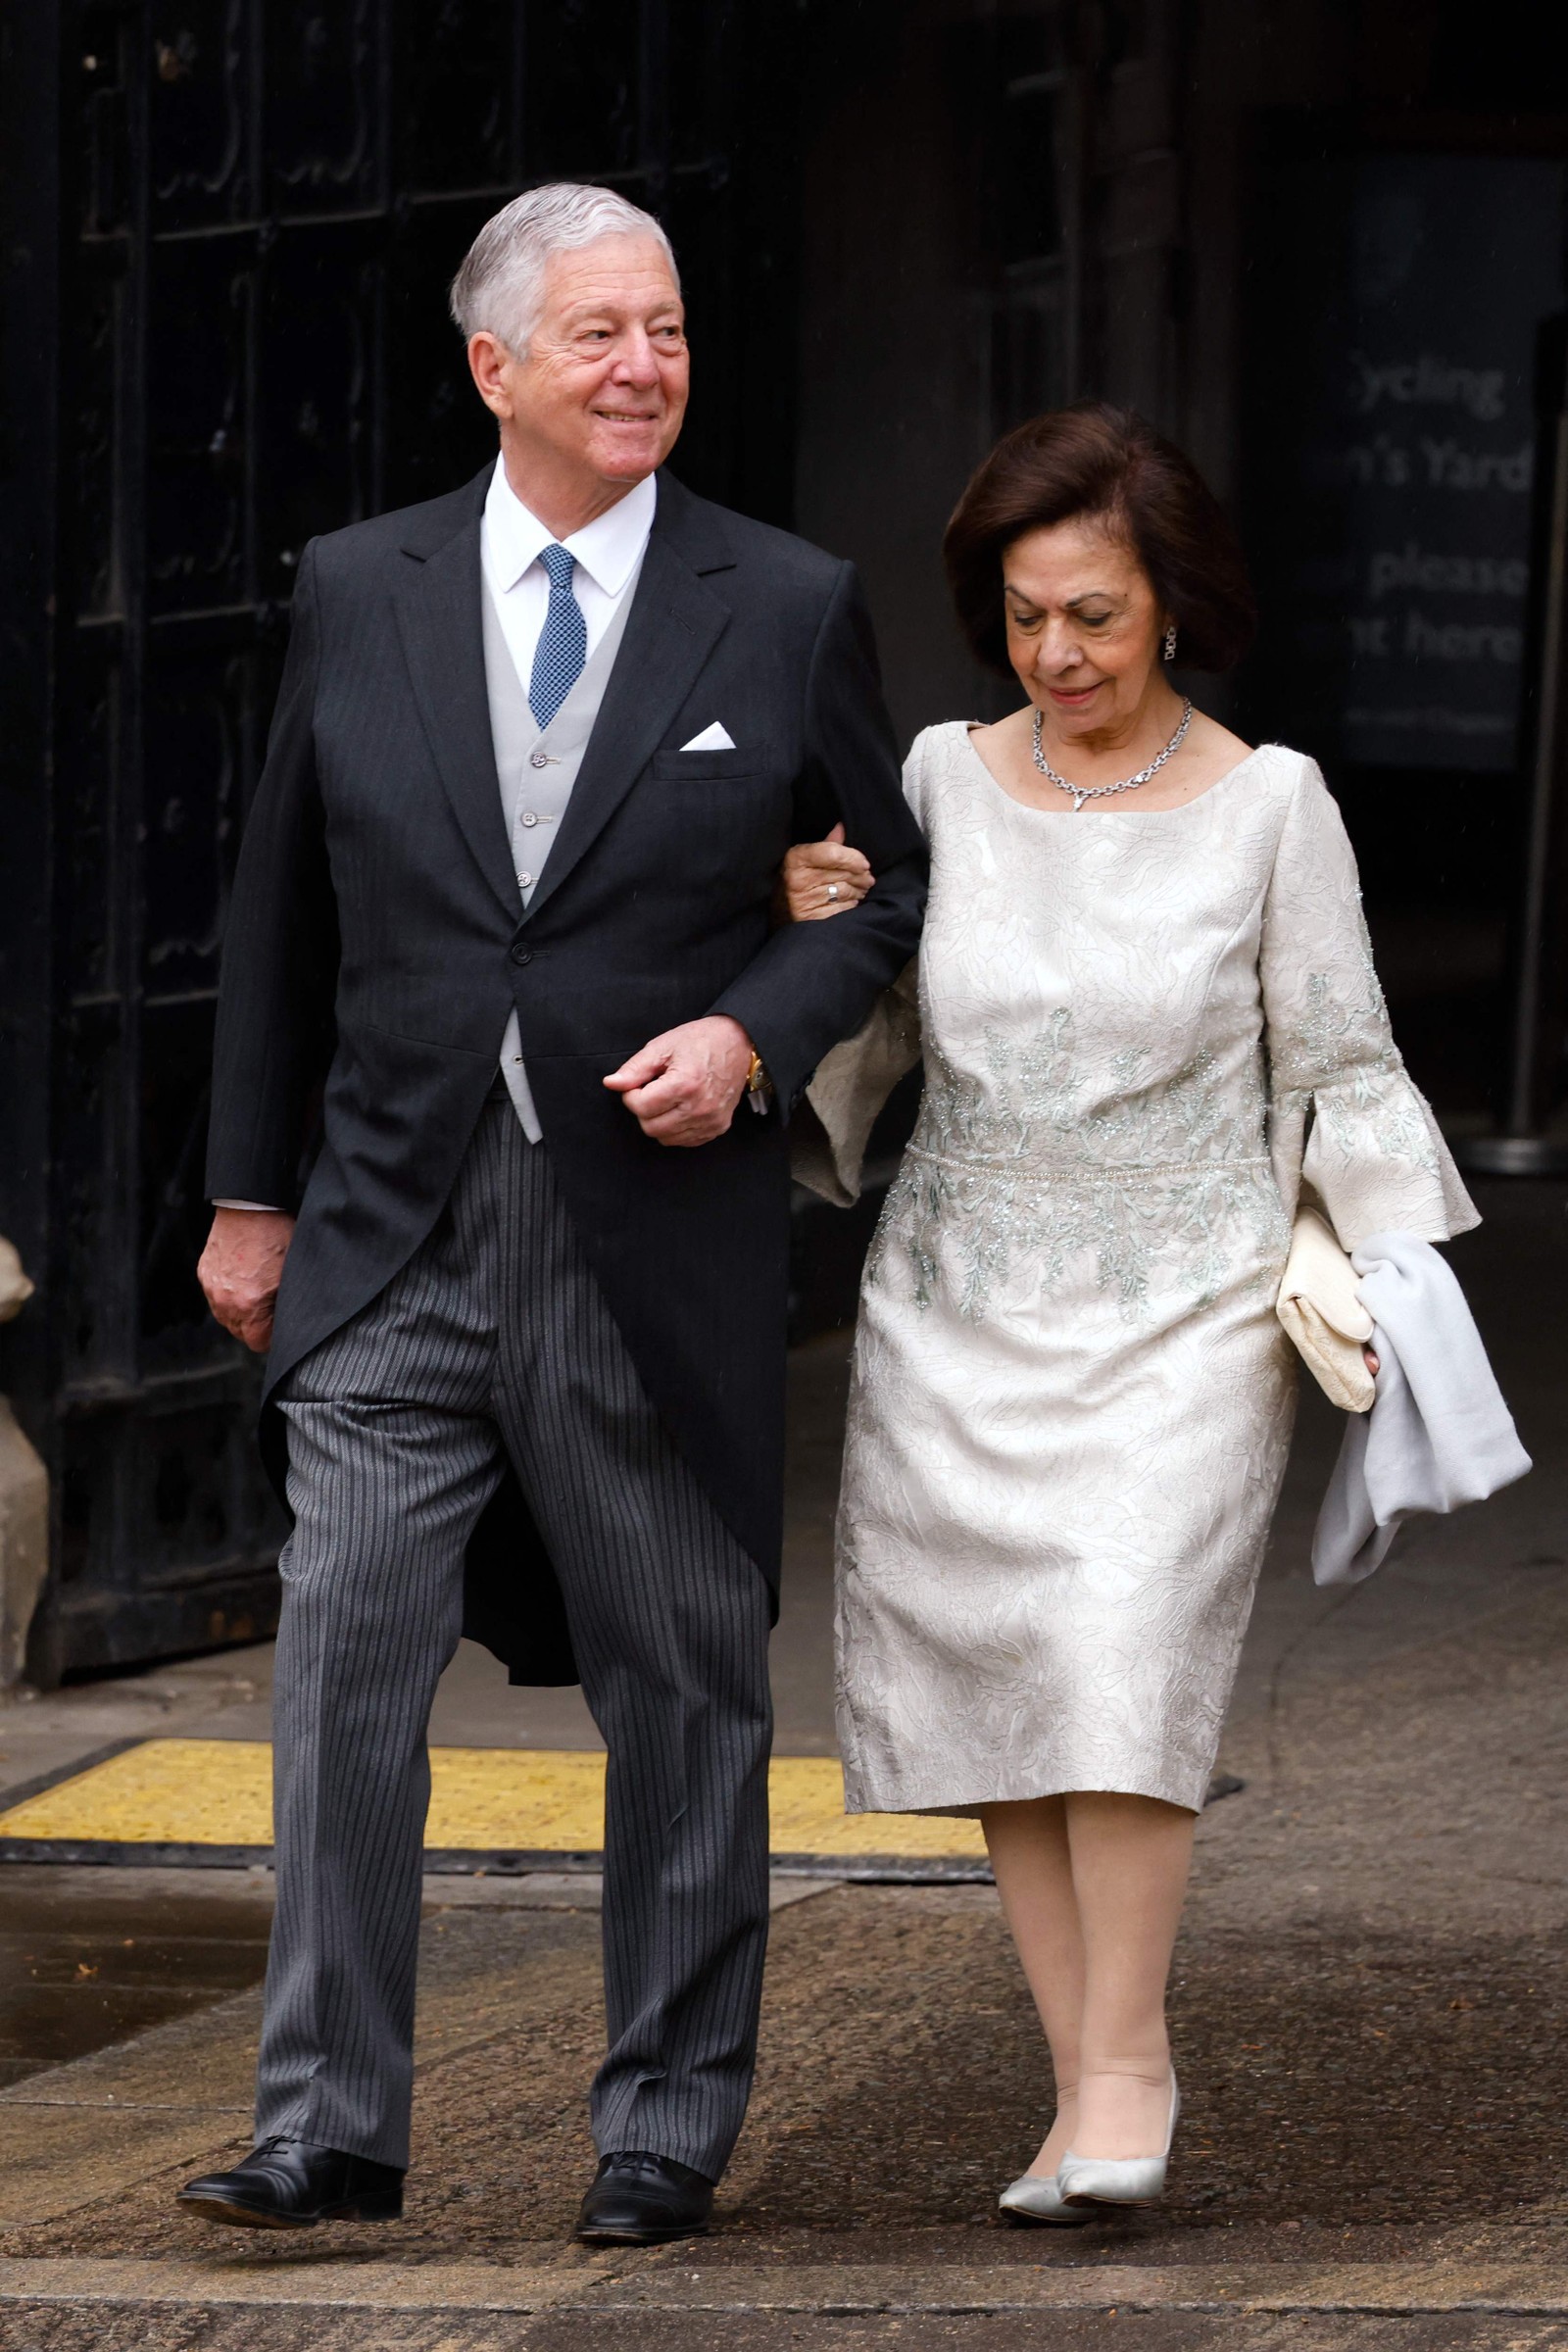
[790,957,921,1204]
[790,730,932,1205]
[1259,758,1478,1249]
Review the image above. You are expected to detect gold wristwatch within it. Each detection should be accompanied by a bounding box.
[745,1050,774,1116]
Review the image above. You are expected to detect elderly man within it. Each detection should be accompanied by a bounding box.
[178,184,925,2244]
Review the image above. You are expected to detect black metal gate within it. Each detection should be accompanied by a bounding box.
[0,0,797,1682]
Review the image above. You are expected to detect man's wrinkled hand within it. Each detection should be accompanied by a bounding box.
[604,1014,754,1147]
[198,1207,296,1354]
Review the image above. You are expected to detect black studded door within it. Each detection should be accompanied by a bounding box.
[0,0,797,1681]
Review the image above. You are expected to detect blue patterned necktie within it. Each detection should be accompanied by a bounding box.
[528,543,587,728]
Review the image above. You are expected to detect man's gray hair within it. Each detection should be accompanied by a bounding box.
[450,182,679,354]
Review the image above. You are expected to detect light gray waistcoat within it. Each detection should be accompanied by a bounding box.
[481,563,643,1140]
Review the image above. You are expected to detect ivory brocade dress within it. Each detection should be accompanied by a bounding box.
[801,723,1477,1817]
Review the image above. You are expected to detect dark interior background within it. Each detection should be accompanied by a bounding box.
[3,0,1565,1682]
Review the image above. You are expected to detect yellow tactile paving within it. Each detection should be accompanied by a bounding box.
[0,1739,986,1860]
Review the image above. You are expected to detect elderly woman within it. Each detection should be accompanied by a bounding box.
[784,405,1475,2219]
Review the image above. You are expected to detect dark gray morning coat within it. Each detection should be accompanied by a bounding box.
[205,463,927,1683]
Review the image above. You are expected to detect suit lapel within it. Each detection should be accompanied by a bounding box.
[393,494,516,921]
[522,511,731,923]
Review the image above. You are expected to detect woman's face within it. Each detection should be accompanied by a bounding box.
[1002,517,1167,741]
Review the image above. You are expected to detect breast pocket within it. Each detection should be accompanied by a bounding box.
[650,749,762,784]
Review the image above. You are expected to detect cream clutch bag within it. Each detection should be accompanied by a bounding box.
[1276,1200,1375,1412]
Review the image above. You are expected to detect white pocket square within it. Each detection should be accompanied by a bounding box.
[678,721,737,752]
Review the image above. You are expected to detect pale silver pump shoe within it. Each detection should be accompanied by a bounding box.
[997,2168,1094,2226]
[1056,2074,1180,2210]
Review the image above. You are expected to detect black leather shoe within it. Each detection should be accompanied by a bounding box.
[177,2137,405,2230]
[575,2151,715,2245]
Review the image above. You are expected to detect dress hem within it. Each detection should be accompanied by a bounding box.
[842,1772,1206,1821]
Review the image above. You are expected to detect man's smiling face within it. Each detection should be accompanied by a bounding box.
[497,232,688,494]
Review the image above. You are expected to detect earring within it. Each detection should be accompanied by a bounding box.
[1162,623,1178,662]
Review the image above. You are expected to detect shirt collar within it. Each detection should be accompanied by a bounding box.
[483,461,658,599]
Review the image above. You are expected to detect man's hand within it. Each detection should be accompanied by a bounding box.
[604,1014,755,1147]
[198,1207,296,1354]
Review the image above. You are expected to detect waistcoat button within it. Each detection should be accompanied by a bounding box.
[520,811,539,827]
[529,750,551,769]
[510,943,532,966]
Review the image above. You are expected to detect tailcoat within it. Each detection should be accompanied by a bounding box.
[206,464,927,1681]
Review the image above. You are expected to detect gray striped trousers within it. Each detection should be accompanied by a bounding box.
[259,1101,773,2177]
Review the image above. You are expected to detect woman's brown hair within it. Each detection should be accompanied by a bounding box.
[943,403,1256,676]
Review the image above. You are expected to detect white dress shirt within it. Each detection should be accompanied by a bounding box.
[481,459,656,683]
[214,462,659,1209]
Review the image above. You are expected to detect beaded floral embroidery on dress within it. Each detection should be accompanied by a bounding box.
[882,1013,1287,1324]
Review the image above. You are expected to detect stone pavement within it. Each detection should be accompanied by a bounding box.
[0,1179,1564,2347]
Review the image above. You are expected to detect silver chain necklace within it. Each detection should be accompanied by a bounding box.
[1031,699,1193,809]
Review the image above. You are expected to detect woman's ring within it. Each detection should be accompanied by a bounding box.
[827,883,840,901]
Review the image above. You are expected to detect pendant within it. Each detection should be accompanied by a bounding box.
[1071,790,1089,810]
